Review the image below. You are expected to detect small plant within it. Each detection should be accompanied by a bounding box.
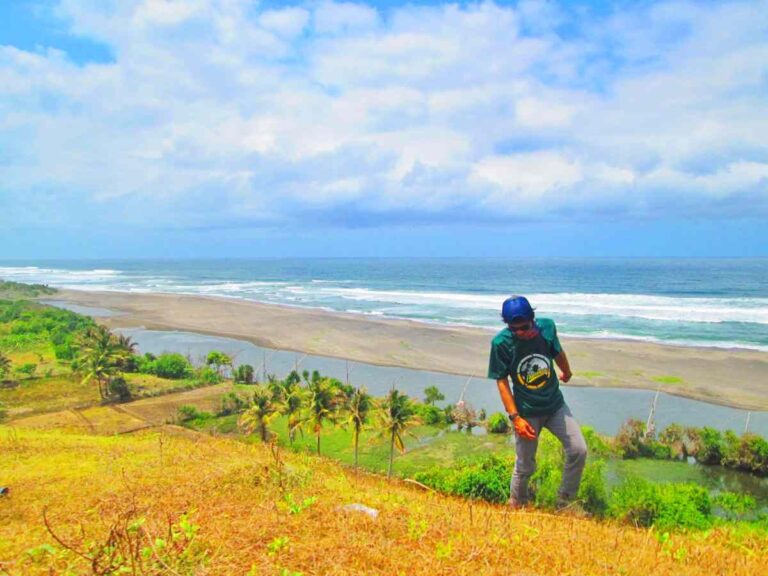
[407,517,429,540]
[16,362,37,379]
[267,536,290,556]
[281,493,317,515]
[41,506,208,574]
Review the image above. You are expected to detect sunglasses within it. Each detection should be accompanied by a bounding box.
[509,321,533,333]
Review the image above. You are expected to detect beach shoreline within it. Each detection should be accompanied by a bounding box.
[52,288,768,411]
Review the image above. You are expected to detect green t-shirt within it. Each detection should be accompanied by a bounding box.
[487,318,565,417]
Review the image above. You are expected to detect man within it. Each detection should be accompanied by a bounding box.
[488,295,587,508]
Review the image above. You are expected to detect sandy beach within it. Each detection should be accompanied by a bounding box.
[54,289,768,411]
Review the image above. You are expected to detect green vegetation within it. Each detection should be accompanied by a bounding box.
[378,388,421,478]
[233,363,255,384]
[0,298,235,419]
[0,280,56,299]
[577,370,604,379]
[652,375,684,384]
[486,411,510,434]
[614,418,768,475]
[2,284,765,539]
[423,385,445,405]
[238,385,280,441]
[342,386,373,469]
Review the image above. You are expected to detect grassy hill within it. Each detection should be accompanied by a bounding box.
[1,426,766,575]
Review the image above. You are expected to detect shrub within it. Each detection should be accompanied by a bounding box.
[740,434,768,475]
[658,424,687,459]
[450,456,512,503]
[423,385,445,405]
[177,405,211,422]
[16,363,37,379]
[614,419,646,458]
[109,376,132,403]
[720,432,768,475]
[609,477,662,527]
[486,412,510,434]
[609,478,712,530]
[233,364,255,384]
[413,403,444,425]
[151,353,193,379]
[206,350,232,375]
[582,426,612,458]
[530,432,564,508]
[577,460,609,516]
[414,455,513,504]
[218,392,247,416]
[696,427,724,465]
[713,492,758,519]
[195,366,221,385]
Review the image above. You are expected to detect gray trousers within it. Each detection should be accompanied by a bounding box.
[510,403,587,505]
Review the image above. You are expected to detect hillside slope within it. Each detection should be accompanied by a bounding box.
[1,427,765,575]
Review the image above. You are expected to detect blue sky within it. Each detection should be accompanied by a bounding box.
[1,0,767,258]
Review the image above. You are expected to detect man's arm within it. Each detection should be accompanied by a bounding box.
[497,377,535,440]
[554,351,573,383]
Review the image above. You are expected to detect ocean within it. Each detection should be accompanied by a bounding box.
[1,258,767,351]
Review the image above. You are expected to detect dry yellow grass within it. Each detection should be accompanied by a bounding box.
[1,426,765,575]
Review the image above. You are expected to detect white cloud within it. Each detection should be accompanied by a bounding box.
[259,7,310,38]
[472,152,583,201]
[1,0,767,232]
[133,0,204,27]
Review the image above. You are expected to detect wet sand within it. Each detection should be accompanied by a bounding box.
[55,289,768,411]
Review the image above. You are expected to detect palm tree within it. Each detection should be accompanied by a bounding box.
[238,385,280,442]
[305,377,343,456]
[280,382,308,446]
[0,352,11,381]
[343,386,373,470]
[76,326,124,400]
[116,334,137,355]
[378,388,421,478]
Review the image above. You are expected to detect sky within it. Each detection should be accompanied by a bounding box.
[0,0,767,259]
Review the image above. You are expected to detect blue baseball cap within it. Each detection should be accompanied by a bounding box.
[501,296,535,323]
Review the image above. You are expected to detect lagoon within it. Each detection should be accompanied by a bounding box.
[120,327,768,438]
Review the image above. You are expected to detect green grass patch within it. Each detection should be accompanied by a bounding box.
[190,412,514,478]
[652,375,684,385]
[577,371,605,379]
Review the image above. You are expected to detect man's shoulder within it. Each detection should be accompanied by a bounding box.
[491,327,512,347]
[536,318,558,341]
[536,318,556,331]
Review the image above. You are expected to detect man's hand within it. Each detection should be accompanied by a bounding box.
[513,416,536,440]
[560,370,572,383]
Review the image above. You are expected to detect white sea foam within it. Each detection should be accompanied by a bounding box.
[3,265,767,348]
[301,286,768,325]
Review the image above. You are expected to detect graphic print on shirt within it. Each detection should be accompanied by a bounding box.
[516,353,552,389]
